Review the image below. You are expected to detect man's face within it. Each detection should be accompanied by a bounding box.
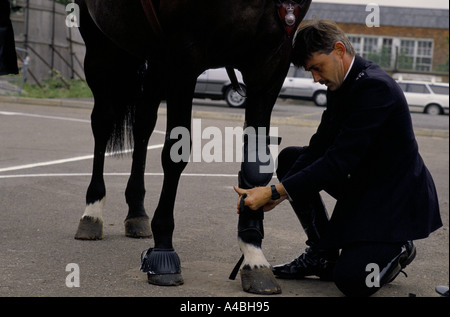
[304,45,346,91]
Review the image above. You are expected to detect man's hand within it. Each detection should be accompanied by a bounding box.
[233,185,287,213]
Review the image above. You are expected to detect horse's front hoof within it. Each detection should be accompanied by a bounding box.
[74,216,103,240]
[124,216,152,238]
[240,266,282,295]
[140,248,183,286]
[147,273,184,286]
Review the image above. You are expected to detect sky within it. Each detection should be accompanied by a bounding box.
[313,0,449,9]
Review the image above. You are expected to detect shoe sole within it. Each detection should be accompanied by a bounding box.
[385,244,416,284]
[401,244,416,268]
[272,270,334,281]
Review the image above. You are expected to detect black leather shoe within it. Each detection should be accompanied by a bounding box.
[382,241,416,285]
[272,247,338,281]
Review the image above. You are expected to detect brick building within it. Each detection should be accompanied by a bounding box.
[303,2,449,77]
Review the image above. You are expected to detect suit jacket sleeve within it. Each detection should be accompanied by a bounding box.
[281,76,397,200]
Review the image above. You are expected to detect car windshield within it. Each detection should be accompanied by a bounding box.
[430,85,449,95]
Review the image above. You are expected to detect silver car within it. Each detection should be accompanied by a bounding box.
[397,80,449,115]
[194,68,246,108]
[278,65,327,107]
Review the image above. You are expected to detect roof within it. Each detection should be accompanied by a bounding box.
[304,2,449,29]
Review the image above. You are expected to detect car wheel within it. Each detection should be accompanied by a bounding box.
[225,85,246,108]
[425,104,442,115]
[313,91,327,107]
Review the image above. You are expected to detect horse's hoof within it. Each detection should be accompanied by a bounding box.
[147,273,184,286]
[74,216,103,240]
[140,248,183,286]
[240,266,282,295]
[124,216,152,238]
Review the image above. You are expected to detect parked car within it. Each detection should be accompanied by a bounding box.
[278,65,327,106]
[396,80,449,115]
[194,68,246,108]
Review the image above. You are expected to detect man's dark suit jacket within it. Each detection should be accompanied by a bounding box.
[281,55,442,248]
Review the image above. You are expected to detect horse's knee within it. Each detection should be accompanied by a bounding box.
[239,134,279,189]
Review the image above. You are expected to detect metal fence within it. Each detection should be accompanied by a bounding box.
[7,0,85,91]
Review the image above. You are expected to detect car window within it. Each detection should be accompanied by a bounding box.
[429,85,449,95]
[398,83,407,92]
[406,84,429,94]
[287,66,313,78]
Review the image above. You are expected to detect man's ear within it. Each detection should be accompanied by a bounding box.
[334,41,346,58]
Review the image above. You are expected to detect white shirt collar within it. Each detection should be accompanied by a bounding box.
[343,55,356,82]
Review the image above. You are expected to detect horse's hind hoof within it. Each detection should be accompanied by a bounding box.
[147,273,184,286]
[124,216,152,238]
[240,266,282,295]
[74,216,103,240]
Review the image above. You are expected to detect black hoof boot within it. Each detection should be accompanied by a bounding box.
[140,248,184,286]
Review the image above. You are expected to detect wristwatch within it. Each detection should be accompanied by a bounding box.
[270,184,281,200]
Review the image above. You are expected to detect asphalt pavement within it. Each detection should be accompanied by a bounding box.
[0,96,448,301]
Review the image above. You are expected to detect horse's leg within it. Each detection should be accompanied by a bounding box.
[235,48,292,294]
[141,71,197,286]
[124,64,162,238]
[74,1,144,239]
[74,101,111,240]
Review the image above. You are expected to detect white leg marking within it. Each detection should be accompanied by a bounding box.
[238,238,270,269]
[82,197,105,221]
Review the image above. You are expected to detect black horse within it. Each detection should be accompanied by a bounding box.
[74,0,311,294]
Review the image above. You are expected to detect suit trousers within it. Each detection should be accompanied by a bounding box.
[276,146,407,296]
[333,241,405,297]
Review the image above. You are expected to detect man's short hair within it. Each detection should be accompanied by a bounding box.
[292,19,355,68]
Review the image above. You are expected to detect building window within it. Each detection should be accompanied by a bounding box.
[348,35,434,71]
[362,37,379,59]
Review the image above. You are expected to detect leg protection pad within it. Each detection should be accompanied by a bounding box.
[239,134,281,189]
[237,133,281,245]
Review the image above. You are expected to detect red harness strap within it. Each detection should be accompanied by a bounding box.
[277,0,303,38]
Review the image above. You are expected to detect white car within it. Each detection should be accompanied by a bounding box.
[279,65,327,107]
[194,68,246,108]
[396,80,449,115]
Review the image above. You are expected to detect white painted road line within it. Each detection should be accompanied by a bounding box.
[0,144,164,173]
[0,110,166,134]
[0,172,239,179]
[0,110,91,123]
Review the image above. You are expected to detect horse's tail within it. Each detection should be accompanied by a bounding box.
[105,102,135,155]
[105,62,150,155]
[90,60,148,156]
